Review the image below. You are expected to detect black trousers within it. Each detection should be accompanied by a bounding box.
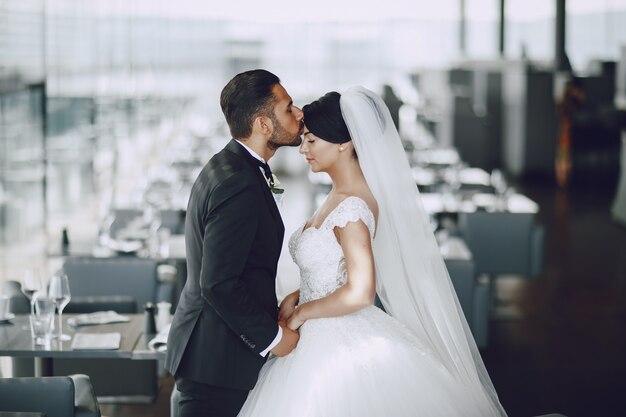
[176,377,249,417]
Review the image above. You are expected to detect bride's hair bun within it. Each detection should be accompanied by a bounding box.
[303,92,351,144]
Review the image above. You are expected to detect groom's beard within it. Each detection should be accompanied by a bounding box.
[268,118,303,150]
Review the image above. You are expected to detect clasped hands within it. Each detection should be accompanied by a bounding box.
[270,290,304,357]
[278,290,305,331]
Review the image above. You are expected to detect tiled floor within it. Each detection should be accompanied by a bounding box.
[484,178,626,417]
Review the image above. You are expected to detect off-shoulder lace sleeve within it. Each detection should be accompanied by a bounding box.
[323,196,376,238]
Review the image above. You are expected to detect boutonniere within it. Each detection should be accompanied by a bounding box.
[266,174,284,195]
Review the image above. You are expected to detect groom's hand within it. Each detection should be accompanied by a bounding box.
[271,322,299,357]
[278,290,299,322]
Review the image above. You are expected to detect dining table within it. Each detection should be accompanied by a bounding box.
[0,314,166,377]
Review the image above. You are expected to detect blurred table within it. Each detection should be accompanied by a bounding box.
[0,314,165,377]
[420,192,538,215]
[439,236,472,260]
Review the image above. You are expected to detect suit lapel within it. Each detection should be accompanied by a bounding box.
[225,140,285,238]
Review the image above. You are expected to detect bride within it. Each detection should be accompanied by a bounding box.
[237,87,507,416]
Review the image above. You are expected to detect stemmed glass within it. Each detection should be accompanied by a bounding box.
[490,169,508,195]
[48,270,72,341]
[21,268,43,314]
[21,268,46,330]
[490,169,508,211]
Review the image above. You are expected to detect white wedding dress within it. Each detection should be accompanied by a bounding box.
[238,196,492,417]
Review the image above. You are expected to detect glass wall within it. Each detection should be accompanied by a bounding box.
[505,0,555,62]
[465,0,500,59]
[0,83,46,275]
[0,0,466,281]
[567,0,626,73]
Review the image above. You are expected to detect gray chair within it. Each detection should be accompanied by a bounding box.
[1,280,29,314]
[63,257,174,309]
[445,259,475,322]
[0,374,100,417]
[456,212,544,342]
[53,261,161,404]
[445,258,489,348]
[108,209,143,239]
[159,209,186,235]
[65,295,137,314]
[54,296,157,403]
[374,258,490,348]
[458,211,544,277]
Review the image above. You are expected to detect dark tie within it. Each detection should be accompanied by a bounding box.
[257,160,275,188]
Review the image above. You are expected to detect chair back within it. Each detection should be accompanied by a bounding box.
[459,211,541,276]
[1,280,29,314]
[63,257,158,312]
[0,376,75,417]
[159,209,186,234]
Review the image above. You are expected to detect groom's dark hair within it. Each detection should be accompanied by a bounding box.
[220,69,281,139]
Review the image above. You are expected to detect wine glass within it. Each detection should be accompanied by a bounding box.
[490,169,508,195]
[490,169,508,211]
[48,270,72,341]
[21,268,43,315]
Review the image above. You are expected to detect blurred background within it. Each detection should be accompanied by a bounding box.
[1,1,626,416]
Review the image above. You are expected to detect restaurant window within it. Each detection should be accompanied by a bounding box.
[465,0,499,59]
[567,0,626,73]
[505,0,555,62]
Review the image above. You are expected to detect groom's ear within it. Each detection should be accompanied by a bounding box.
[254,115,273,136]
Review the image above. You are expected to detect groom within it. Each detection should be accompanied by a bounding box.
[165,69,303,417]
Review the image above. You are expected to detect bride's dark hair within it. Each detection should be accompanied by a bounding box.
[302,92,351,144]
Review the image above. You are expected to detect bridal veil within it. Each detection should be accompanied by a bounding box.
[340,86,507,416]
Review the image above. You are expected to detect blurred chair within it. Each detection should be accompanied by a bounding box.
[159,209,186,235]
[59,258,164,403]
[0,374,100,417]
[459,211,544,277]
[445,259,490,348]
[374,257,490,348]
[1,280,29,314]
[108,209,143,239]
[458,211,544,320]
[63,257,174,309]
[65,295,137,314]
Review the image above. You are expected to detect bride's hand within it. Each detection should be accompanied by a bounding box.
[286,309,306,331]
[278,290,300,323]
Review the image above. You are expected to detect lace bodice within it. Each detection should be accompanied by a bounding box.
[288,196,376,304]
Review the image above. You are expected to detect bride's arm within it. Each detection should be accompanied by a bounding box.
[287,221,376,330]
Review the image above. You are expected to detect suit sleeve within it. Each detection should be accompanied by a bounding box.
[199,172,278,355]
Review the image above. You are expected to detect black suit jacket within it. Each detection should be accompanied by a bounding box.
[165,139,285,390]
